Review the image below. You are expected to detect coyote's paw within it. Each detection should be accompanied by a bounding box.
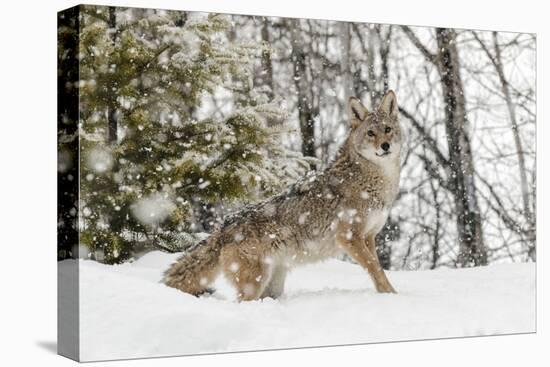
[375,282,397,294]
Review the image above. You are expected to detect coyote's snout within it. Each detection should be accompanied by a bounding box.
[164,91,402,301]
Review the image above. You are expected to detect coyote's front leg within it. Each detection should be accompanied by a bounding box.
[336,223,396,293]
[364,233,396,293]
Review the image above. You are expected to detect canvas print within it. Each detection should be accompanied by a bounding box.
[57,4,536,362]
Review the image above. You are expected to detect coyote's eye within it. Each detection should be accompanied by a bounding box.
[385,126,392,134]
[367,130,376,137]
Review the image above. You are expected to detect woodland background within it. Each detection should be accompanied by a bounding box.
[58,5,536,269]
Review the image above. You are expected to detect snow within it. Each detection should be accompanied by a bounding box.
[130,193,176,226]
[86,147,113,173]
[65,251,535,361]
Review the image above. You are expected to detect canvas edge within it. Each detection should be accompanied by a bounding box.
[57,4,81,362]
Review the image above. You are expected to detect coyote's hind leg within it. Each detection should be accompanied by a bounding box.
[261,265,287,299]
[222,251,272,301]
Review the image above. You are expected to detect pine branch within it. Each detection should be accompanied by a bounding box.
[134,44,172,76]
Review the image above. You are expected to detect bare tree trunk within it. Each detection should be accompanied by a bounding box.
[260,17,274,100]
[107,7,118,144]
[435,28,487,267]
[472,31,535,260]
[366,28,379,103]
[289,20,316,161]
[429,174,441,269]
[492,32,531,222]
[378,26,392,93]
[375,219,399,270]
[402,26,487,266]
[350,24,370,99]
[473,31,531,221]
[340,22,354,98]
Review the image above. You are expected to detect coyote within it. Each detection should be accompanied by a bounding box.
[164,91,402,301]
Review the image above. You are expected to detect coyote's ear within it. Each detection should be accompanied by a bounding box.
[348,97,368,129]
[378,90,398,118]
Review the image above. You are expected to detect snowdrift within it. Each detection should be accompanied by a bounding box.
[61,251,535,361]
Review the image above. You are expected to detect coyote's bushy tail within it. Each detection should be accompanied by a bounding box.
[163,233,223,296]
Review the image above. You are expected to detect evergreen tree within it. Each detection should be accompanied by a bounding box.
[78,6,311,263]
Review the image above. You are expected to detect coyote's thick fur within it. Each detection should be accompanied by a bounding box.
[164,91,402,301]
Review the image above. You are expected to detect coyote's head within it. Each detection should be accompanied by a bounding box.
[347,91,402,163]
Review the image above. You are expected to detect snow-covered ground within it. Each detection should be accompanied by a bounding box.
[64,252,535,361]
